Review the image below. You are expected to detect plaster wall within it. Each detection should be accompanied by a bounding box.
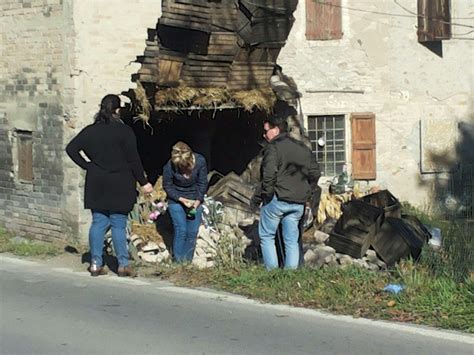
[278,0,473,207]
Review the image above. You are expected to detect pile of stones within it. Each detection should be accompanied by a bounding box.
[303,230,387,271]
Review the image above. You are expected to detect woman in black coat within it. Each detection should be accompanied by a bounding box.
[66,94,153,276]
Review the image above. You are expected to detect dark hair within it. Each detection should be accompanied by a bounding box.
[264,101,297,132]
[94,94,121,124]
[264,115,288,132]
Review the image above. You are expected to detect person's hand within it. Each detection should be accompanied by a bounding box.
[142,183,154,194]
[179,197,194,208]
[193,200,201,209]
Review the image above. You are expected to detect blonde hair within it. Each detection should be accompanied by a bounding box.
[171,141,195,174]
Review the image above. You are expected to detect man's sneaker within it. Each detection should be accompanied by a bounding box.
[89,264,108,277]
[117,266,136,277]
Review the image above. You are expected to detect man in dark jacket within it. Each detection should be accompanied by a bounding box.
[252,104,320,269]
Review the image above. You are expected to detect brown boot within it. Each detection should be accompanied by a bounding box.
[89,264,108,277]
[117,266,136,277]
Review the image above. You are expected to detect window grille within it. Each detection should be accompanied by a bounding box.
[307,115,346,176]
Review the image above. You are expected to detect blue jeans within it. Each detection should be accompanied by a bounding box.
[259,196,304,270]
[168,202,203,263]
[89,210,129,268]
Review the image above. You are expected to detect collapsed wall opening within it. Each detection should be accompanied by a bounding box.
[122,108,267,184]
[122,0,301,181]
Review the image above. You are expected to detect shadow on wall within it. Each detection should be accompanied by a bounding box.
[418,113,474,218]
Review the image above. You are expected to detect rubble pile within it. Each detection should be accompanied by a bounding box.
[303,230,387,271]
[192,224,252,269]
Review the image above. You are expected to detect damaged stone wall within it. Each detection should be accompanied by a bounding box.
[0,0,161,242]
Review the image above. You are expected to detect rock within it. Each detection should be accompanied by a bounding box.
[312,230,330,244]
[160,250,170,261]
[311,245,336,267]
[138,251,158,263]
[367,262,380,271]
[339,255,354,266]
[365,249,379,263]
[304,249,318,263]
[353,258,369,269]
[142,241,159,252]
[324,254,338,266]
[158,242,167,250]
[192,256,207,269]
[199,232,217,249]
[194,247,206,257]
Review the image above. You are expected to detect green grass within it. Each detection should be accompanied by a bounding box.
[0,226,61,257]
[152,261,473,332]
[402,202,473,283]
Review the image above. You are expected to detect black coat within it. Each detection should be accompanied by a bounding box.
[66,121,148,214]
[260,133,320,204]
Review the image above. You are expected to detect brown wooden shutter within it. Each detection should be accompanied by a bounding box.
[417,0,451,42]
[18,132,33,182]
[306,0,342,40]
[351,113,376,180]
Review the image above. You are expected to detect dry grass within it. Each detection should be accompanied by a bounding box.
[153,87,276,113]
[133,81,152,125]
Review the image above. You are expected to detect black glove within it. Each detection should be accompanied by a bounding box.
[249,193,262,213]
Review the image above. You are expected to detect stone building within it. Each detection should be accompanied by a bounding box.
[1,0,472,243]
[278,0,473,208]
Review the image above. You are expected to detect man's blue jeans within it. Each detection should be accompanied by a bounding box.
[89,210,129,268]
[259,196,304,270]
[168,202,203,262]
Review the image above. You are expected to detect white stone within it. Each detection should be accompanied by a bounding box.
[312,230,330,244]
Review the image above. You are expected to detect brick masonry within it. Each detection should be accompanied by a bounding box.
[0,0,161,242]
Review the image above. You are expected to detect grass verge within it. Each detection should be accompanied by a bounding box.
[146,261,473,333]
[0,226,62,257]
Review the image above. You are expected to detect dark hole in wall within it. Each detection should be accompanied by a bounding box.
[124,108,267,184]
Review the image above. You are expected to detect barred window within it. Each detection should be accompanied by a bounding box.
[307,115,346,176]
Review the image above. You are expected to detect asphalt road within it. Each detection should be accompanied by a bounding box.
[0,256,472,355]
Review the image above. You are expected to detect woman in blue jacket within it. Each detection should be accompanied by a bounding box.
[163,142,208,262]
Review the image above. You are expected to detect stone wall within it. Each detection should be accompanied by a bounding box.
[0,0,73,241]
[278,0,473,207]
[0,0,161,242]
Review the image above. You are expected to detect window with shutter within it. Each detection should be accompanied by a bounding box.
[351,113,376,180]
[417,0,451,42]
[306,0,342,40]
[17,131,33,183]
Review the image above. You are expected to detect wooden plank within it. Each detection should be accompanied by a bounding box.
[132,73,156,83]
[175,0,210,8]
[187,53,234,62]
[185,60,231,67]
[162,5,210,19]
[157,59,183,85]
[159,18,211,32]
